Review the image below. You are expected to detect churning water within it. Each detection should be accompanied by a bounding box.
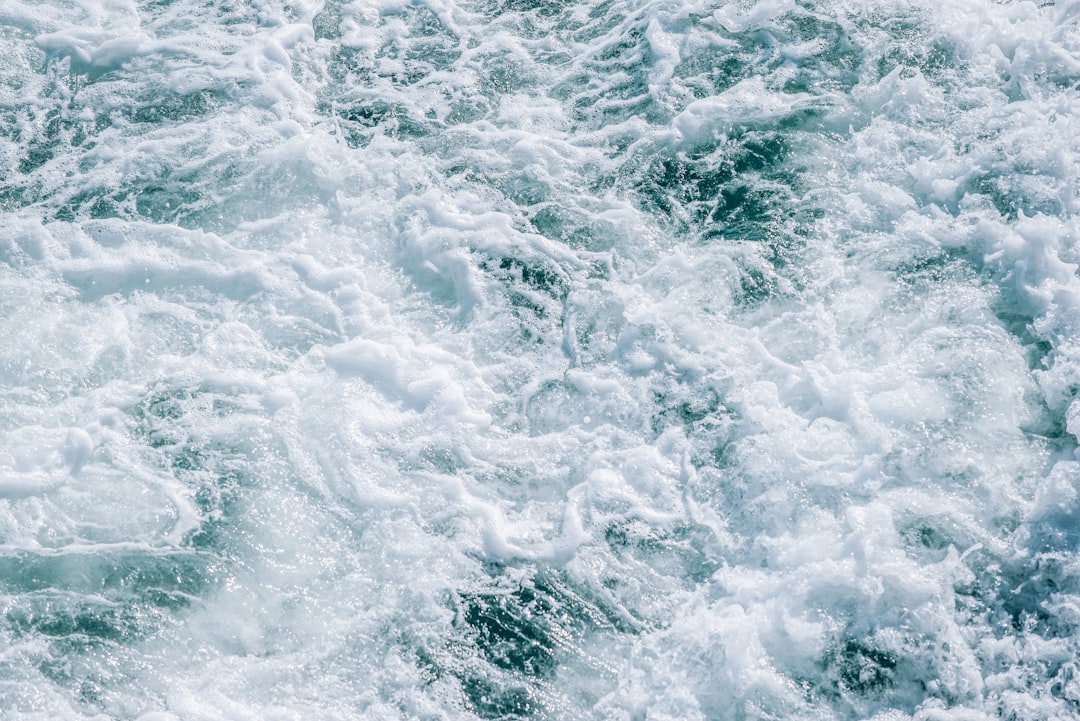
[2,0,1080,719]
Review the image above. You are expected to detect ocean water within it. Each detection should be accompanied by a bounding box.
[1,0,1080,719]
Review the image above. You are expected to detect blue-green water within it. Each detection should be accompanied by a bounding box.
[2,1,1080,719]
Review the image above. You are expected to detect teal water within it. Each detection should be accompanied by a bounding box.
[2,1,1080,719]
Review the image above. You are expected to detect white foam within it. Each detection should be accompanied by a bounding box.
[2,0,1080,718]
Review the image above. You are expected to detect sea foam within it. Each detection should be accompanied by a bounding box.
[2,0,1080,719]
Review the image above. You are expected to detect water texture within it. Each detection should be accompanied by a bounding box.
[2,0,1080,719]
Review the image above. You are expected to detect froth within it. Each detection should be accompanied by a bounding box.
[2,0,1080,719]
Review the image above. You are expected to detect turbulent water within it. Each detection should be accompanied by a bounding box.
[2,0,1080,719]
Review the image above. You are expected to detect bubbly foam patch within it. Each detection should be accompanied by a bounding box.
[1,0,1080,719]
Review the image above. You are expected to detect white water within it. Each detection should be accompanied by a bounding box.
[2,1,1080,719]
